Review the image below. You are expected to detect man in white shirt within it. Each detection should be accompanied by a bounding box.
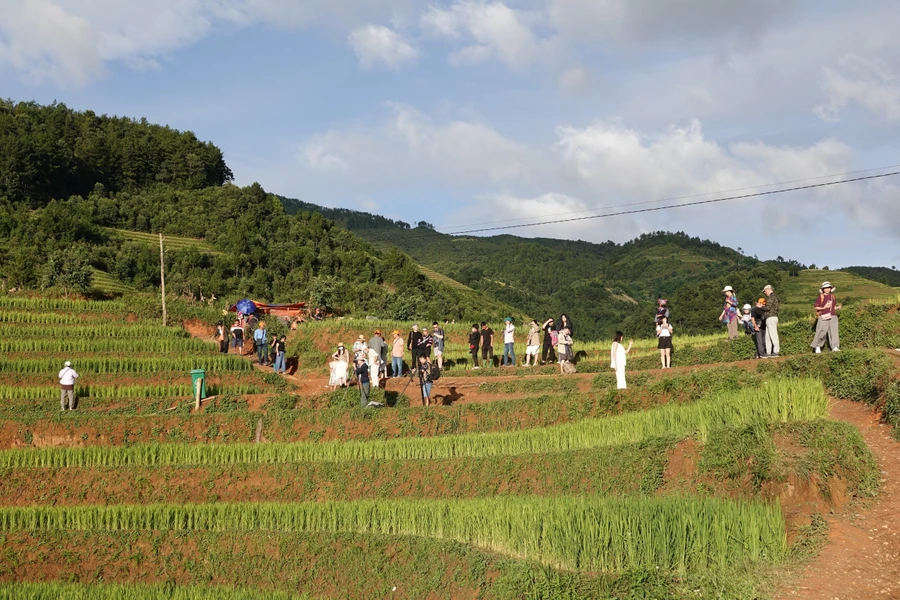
[502,317,516,367]
[58,361,79,411]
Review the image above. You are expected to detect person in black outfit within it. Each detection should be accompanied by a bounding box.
[480,322,494,368]
[407,324,423,372]
[541,317,557,365]
[750,298,769,359]
[354,358,371,407]
[468,324,481,369]
[559,314,574,338]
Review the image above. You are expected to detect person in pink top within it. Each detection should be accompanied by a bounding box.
[811,282,841,353]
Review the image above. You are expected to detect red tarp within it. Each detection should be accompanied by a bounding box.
[229,301,308,318]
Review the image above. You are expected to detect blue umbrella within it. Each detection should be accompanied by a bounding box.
[235,299,257,314]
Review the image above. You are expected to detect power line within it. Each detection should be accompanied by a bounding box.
[437,164,900,232]
[445,170,900,236]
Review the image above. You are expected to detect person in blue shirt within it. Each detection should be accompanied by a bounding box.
[253,321,268,365]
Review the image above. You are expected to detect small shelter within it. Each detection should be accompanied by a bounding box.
[228,300,308,320]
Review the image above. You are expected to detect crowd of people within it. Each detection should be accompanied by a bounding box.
[55,281,853,411]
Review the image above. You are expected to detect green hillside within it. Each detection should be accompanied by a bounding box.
[843,265,900,287]
[0,101,515,323]
[780,269,900,315]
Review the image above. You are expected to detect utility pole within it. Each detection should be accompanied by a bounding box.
[159,233,167,327]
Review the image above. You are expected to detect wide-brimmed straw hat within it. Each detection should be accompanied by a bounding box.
[820,281,834,291]
[722,286,734,293]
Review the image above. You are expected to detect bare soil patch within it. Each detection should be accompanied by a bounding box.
[778,399,900,600]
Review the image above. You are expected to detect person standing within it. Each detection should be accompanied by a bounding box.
[502,317,516,366]
[480,322,494,368]
[418,329,434,361]
[468,324,481,369]
[761,284,780,357]
[58,361,79,411]
[368,330,387,379]
[524,320,541,366]
[557,327,574,373]
[540,318,557,365]
[718,286,740,340]
[354,358,371,408]
[272,335,287,374]
[559,314,574,339]
[329,344,350,389]
[253,321,268,365]
[230,320,245,354]
[352,335,367,362]
[417,354,434,406]
[656,317,673,369]
[407,324,423,371]
[610,332,633,390]
[390,331,405,378]
[750,298,768,359]
[812,282,841,353]
[216,322,227,353]
[366,345,382,388]
[431,322,445,371]
[655,300,670,325]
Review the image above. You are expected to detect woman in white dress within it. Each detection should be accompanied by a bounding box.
[329,343,350,389]
[610,331,633,390]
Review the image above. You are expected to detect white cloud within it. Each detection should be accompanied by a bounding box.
[348,24,418,70]
[0,0,414,85]
[422,1,544,69]
[815,54,900,122]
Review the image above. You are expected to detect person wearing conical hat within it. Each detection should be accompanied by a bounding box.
[811,282,841,353]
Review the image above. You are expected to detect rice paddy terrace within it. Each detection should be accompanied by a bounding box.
[0,294,898,599]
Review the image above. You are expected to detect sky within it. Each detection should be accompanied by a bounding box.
[1,0,899,269]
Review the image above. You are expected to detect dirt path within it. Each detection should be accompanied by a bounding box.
[779,398,900,600]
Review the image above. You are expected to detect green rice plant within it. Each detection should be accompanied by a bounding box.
[479,377,579,395]
[0,297,126,312]
[0,324,193,338]
[0,582,308,600]
[0,337,214,354]
[0,382,259,400]
[0,311,81,325]
[0,495,787,573]
[0,379,825,468]
[0,355,251,375]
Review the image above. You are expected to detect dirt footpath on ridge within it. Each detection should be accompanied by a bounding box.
[778,398,900,600]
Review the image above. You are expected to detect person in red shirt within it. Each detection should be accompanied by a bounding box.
[811,282,841,353]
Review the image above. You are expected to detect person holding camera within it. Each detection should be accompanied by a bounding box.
[354,358,371,408]
[417,354,435,406]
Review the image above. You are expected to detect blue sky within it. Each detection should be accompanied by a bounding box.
[1,0,899,269]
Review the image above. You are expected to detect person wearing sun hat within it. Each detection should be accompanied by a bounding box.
[352,334,367,362]
[369,329,387,381]
[718,286,740,340]
[58,360,79,411]
[812,281,841,353]
[329,343,350,390]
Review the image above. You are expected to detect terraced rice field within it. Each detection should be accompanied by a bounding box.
[0,293,898,598]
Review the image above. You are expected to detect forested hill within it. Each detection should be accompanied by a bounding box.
[0,101,515,322]
[279,195,815,338]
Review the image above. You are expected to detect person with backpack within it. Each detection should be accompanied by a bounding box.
[272,335,287,374]
[541,318,557,365]
[230,320,245,354]
[58,361,79,411]
[610,332,634,389]
[480,322,494,368]
[468,324,481,369]
[524,320,541,366]
[253,321,268,365]
[417,354,436,406]
[557,327,575,374]
[718,286,740,340]
[407,324,423,372]
[656,316,673,369]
